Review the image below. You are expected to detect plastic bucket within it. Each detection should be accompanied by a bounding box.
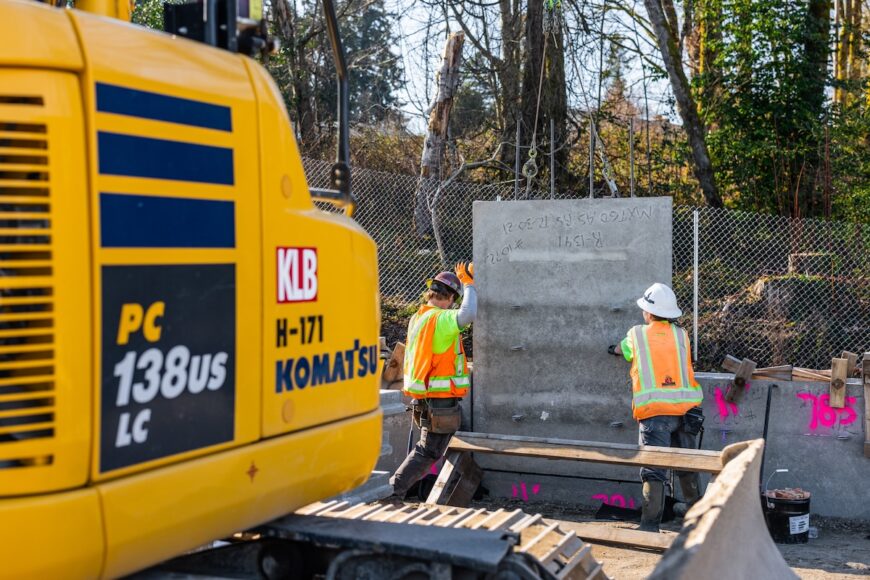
[761,494,810,544]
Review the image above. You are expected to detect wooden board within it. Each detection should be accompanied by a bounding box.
[841,351,859,376]
[720,356,790,381]
[554,520,675,552]
[426,450,482,506]
[829,358,848,409]
[725,358,756,404]
[447,432,723,474]
[382,341,405,384]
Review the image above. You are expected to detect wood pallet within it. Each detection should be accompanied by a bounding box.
[299,500,610,579]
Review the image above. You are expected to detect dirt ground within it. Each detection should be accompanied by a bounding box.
[472,499,870,579]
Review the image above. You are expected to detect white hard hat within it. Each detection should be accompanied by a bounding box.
[637,283,682,319]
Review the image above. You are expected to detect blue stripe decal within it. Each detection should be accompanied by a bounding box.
[98,132,234,185]
[96,83,232,132]
[100,193,235,248]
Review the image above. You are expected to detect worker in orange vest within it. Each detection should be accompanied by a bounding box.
[609,283,705,532]
[389,262,476,499]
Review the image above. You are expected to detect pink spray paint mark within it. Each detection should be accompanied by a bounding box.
[429,456,445,476]
[714,386,740,422]
[511,482,541,502]
[592,493,637,509]
[796,392,858,431]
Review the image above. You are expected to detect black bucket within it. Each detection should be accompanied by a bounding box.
[761,494,810,544]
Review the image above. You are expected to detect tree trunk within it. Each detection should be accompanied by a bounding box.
[643,0,723,207]
[835,0,849,104]
[497,0,522,167]
[519,0,568,194]
[790,0,830,217]
[273,0,316,146]
[414,32,465,238]
[847,0,862,99]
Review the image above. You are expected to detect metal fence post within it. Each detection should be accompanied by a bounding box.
[514,121,521,199]
[693,208,699,362]
[550,118,555,200]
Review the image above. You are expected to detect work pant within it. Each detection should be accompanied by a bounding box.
[389,398,459,497]
[638,414,698,484]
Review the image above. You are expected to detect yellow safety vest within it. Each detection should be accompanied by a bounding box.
[403,305,470,399]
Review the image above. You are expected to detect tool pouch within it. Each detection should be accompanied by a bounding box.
[682,406,705,436]
[412,402,427,430]
[427,400,461,434]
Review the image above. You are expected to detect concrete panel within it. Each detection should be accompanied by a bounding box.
[471,198,672,483]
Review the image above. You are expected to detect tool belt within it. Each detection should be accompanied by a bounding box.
[681,406,705,436]
[413,398,462,434]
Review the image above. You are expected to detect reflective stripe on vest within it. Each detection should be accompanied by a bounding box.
[631,325,656,392]
[633,389,703,405]
[672,324,690,389]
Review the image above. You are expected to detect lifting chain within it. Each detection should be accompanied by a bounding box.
[522,146,538,180]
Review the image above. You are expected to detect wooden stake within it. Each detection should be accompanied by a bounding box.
[829,358,848,409]
[725,358,756,404]
[841,351,859,376]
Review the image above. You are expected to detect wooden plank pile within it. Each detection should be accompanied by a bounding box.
[721,352,870,458]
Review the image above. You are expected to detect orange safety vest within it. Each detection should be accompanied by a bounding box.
[403,304,470,399]
[626,321,702,421]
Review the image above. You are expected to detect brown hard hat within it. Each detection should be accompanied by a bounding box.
[431,271,462,297]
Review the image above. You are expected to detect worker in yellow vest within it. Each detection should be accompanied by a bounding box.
[389,262,476,498]
[609,283,705,532]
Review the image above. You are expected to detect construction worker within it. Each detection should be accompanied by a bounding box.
[608,283,705,532]
[389,262,476,499]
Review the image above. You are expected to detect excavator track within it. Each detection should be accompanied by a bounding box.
[134,500,608,579]
[289,500,609,580]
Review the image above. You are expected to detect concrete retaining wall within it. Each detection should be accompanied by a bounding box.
[472,375,869,520]
[375,377,869,519]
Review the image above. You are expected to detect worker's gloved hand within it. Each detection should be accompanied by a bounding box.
[607,344,620,356]
[455,261,474,286]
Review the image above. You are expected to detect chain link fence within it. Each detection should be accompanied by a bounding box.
[303,158,869,371]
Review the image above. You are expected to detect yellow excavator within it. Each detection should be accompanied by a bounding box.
[1,0,381,576]
[0,1,594,578]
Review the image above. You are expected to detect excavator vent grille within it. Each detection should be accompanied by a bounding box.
[0,97,55,470]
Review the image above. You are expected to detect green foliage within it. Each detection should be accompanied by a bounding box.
[131,0,164,29]
[266,0,404,142]
[694,0,869,221]
[131,0,185,30]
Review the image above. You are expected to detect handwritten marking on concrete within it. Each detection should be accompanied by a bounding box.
[485,239,524,265]
[795,392,858,432]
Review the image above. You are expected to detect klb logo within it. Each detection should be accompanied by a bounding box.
[277,247,318,303]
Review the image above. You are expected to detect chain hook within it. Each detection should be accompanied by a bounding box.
[522,144,539,180]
